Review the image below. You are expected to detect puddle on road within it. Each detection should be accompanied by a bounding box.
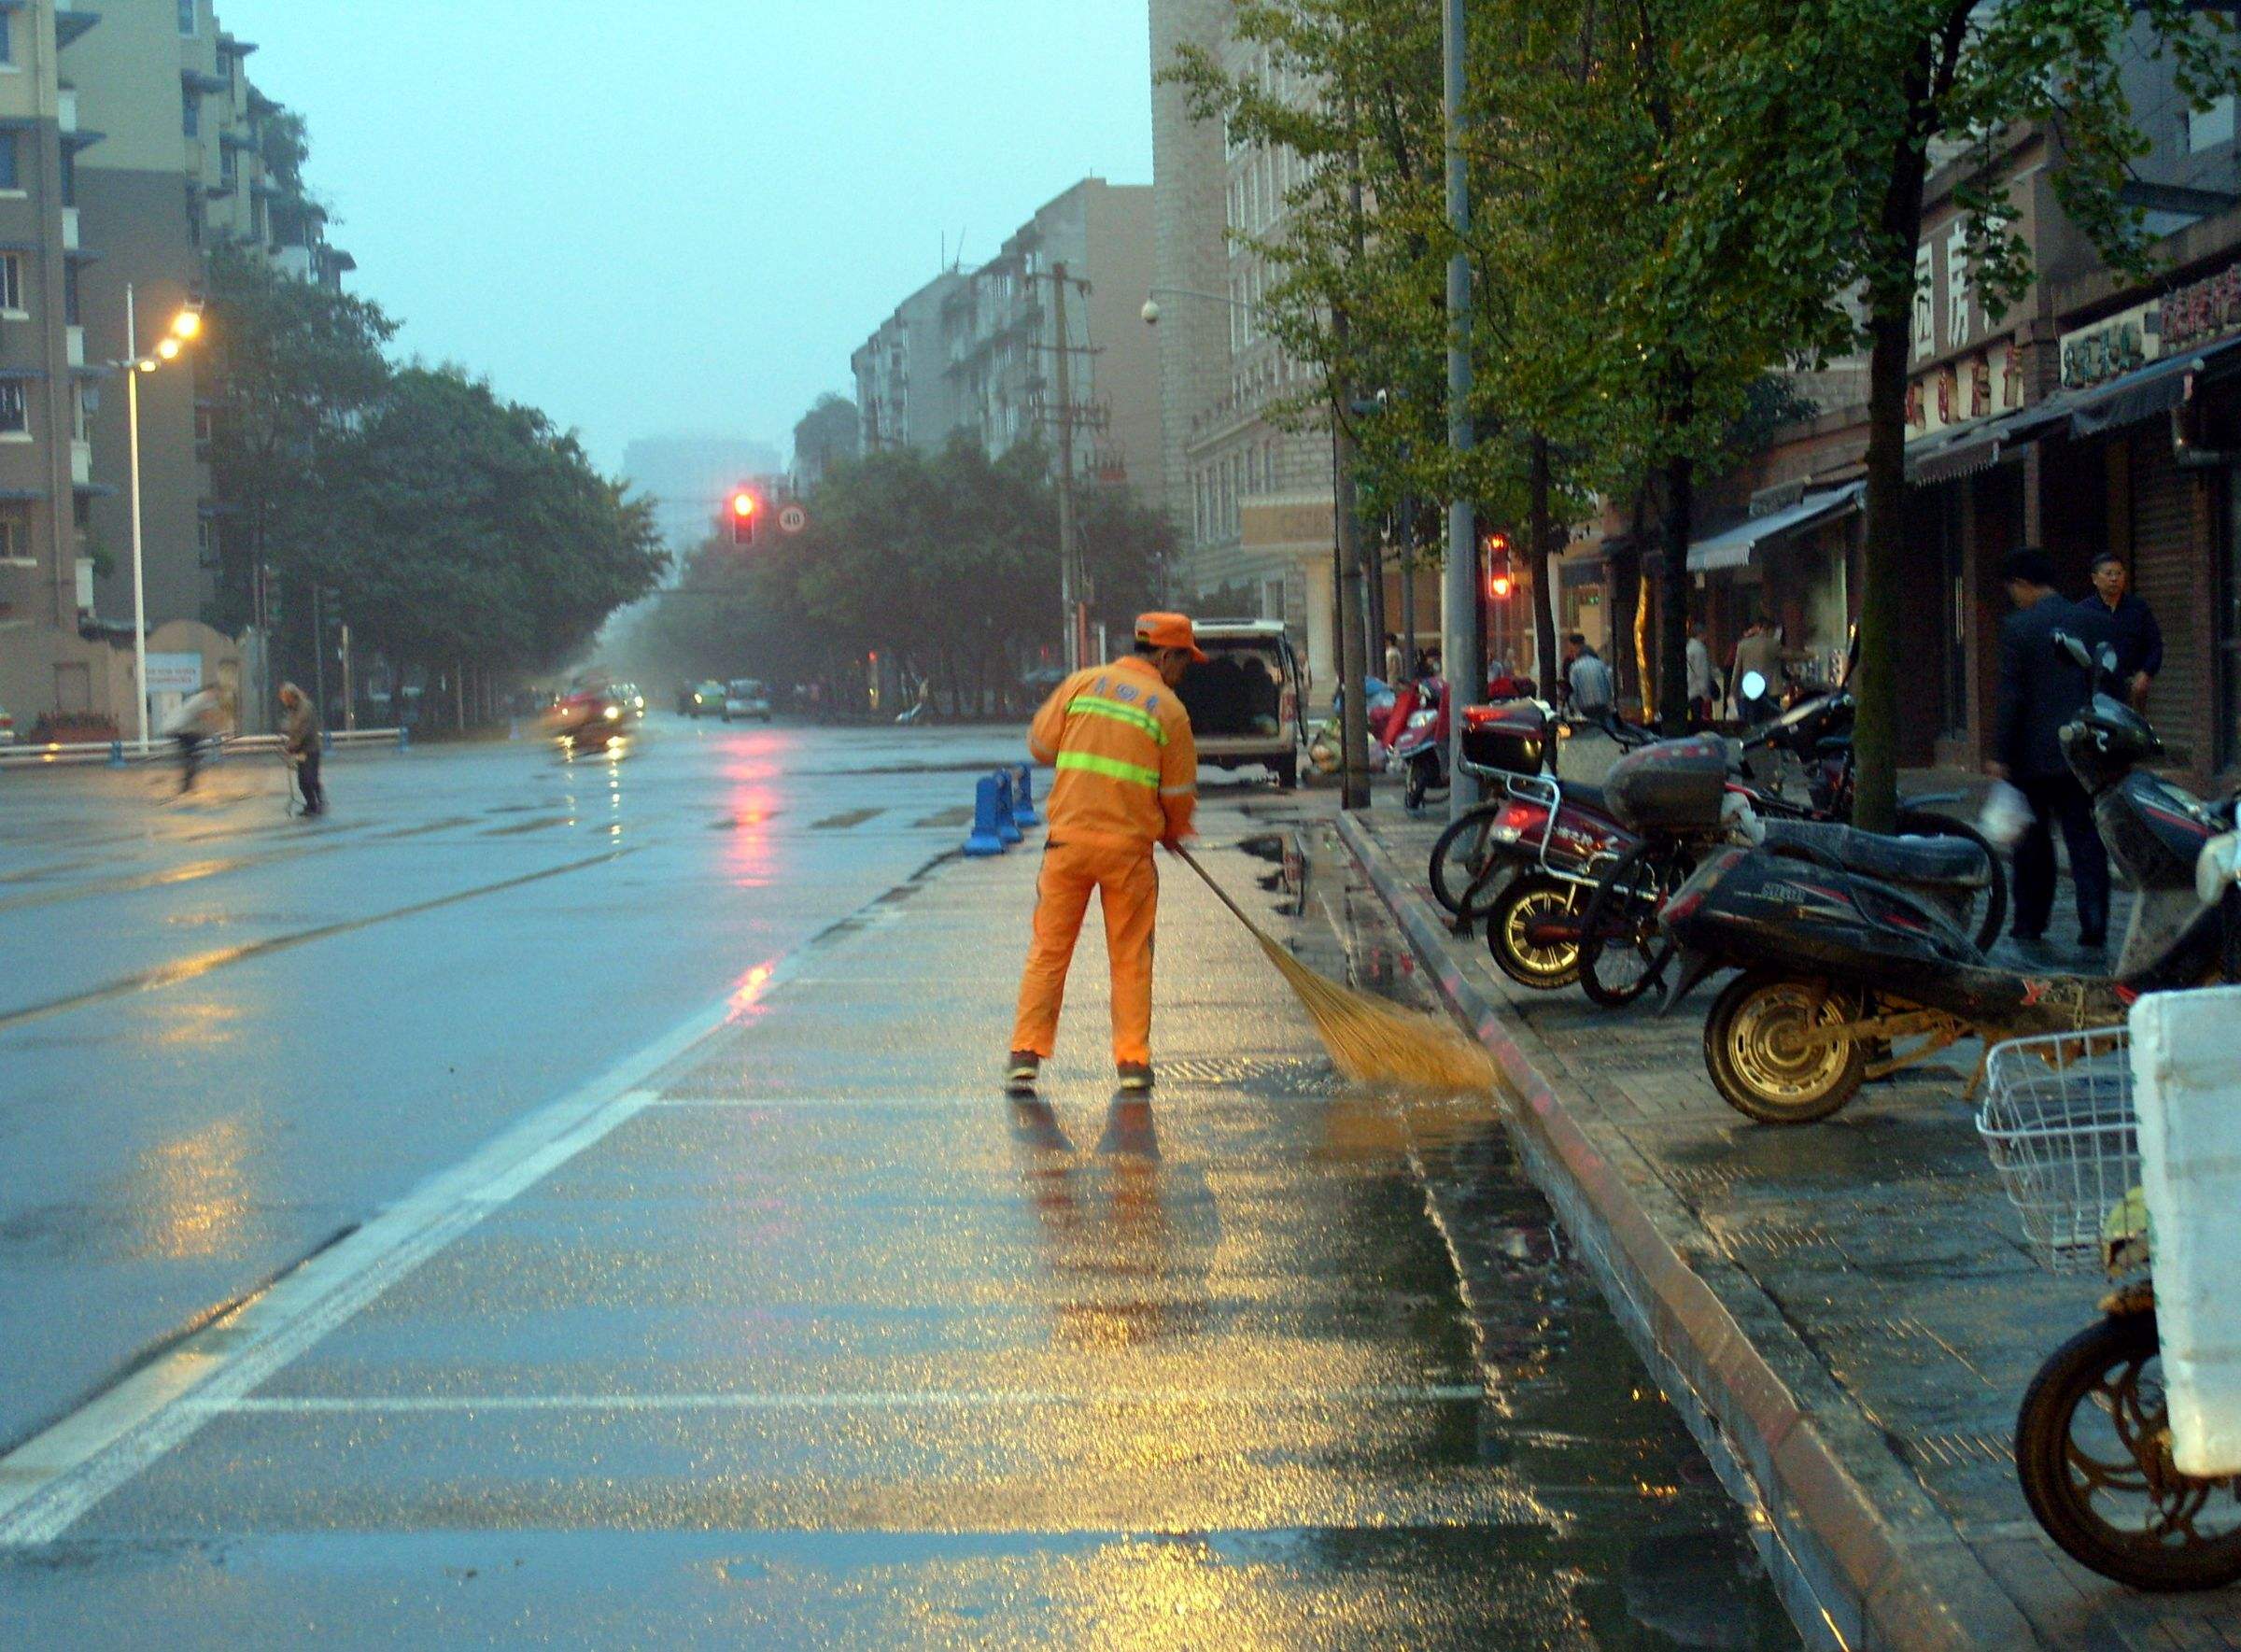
[1177,821,1800,1647]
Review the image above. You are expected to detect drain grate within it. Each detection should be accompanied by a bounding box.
[1156,1055,1336,1094]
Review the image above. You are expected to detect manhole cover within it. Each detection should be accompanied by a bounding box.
[1156,1055,1336,1094]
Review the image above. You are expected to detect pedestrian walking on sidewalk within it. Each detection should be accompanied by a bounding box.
[1992,547,2111,951]
[162,685,229,794]
[1727,621,1783,726]
[1562,633,1614,722]
[2077,550,2162,713]
[1007,613,1202,1096]
[1685,620,1714,725]
[278,682,325,817]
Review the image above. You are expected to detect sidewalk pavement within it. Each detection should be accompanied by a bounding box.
[1341,807,2236,1651]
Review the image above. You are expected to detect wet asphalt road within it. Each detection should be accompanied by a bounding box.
[0,721,1792,1645]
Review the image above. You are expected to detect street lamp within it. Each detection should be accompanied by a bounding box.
[118,286,204,753]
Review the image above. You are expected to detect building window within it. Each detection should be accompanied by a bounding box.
[178,0,197,35]
[0,15,13,64]
[57,146,74,207]
[63,260,78,326]
[0,134,19,191]
[0,382,29,435]
[70,384,86,441]
[0,515,19,561]
[196,511,219,570]
[182,88,200,139]
[0,253,20,314]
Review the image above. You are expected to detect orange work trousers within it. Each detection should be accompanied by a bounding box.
[1009,839,1159,1067]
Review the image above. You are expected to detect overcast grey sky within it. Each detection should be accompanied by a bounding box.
[213,1,1156,477]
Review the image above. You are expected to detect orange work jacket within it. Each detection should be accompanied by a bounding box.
[1027,656,1197,852]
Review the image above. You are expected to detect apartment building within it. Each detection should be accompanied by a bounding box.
[932,179,1160,504]
[852,268,967,457]
[0,0,355,730]
[1147,0,1402,688]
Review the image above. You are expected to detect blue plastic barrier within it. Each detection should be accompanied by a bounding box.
[994,770,1023,846]
[322,728,333,754]
[107,740,125,767]
[1011,763,1041,827]
[963,773,1009,856]
[397,724,411,751]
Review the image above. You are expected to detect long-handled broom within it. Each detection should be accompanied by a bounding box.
[1174,845,1496,1094]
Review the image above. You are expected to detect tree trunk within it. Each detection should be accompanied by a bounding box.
[1656,454,1694,734]
[1529,433,1559,692]
[1853,304,1915,835]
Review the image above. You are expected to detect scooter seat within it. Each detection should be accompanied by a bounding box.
[1558,781,1610,815]
[1762,818,1990,890]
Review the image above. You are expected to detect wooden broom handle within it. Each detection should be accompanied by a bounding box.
[1170,843,1264,934]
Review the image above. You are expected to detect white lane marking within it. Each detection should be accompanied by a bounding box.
[202,1385,1487,1416]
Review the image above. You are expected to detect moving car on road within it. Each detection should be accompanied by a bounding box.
[0,702,14,744]
[723,678,773,723]
[684,680,726,717]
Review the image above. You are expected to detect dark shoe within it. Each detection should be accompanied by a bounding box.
[1116,1062,1154,1092]
[1005,1052,1040,1095]
[2078,933,2107,953]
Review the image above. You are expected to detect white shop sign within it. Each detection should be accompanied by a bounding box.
[144,652,203,693]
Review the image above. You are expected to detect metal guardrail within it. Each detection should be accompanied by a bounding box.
[0,727,406,770]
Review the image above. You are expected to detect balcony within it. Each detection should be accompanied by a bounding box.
[58,89,77,133]
[70,440,90,487]
[55,9,99,49]
[65,325,82,367]
[62,208,77,252]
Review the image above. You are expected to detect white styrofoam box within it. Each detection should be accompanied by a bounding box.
[2130,986,2241,1477]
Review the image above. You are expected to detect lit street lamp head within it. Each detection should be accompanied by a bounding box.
[135,358,157,374]
[156,337,181,361]
[1139,299,1161,327]
[170,308,202,341]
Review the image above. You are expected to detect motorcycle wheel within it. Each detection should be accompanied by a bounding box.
[1895,809,2009,954]
[2016,1309,2241,1591]
[1404,756,1427,812]
[1429,807,1513,920]
[1487,874,1584,990]
[1578,841,1693,1008]
[1702,969,1865,1123]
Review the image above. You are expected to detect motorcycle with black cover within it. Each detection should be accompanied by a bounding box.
[1661,634,2239,1123]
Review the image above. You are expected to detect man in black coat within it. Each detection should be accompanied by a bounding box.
[1991,547,2111,951]
[2078,550,2163,713]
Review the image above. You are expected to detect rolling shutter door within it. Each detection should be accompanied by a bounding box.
[2132,435,2207,770]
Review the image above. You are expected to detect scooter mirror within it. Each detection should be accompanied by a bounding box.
[2053,630,2093,671]
[1738,670,1769,702]
[2098,642,2121,676]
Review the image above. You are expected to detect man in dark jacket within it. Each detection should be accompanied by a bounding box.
[2078,550,2162,713]
[1991,547,2110,950]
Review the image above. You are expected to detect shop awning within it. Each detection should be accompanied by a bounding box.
[2065,334,2241,437]
[1686,482,1862,573]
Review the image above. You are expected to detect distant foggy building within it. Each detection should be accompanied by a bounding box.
[621,435,782,575]
[851,268,967,456]
[790,394,857,493]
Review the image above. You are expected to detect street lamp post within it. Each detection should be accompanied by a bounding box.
[117,285,203,754]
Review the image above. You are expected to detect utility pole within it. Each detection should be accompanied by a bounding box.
[1442,0,1482,822]
[1398,495,1418,665]
[339,622,355,731]
[1051,263,1079,671]
[1039,262,1105,671]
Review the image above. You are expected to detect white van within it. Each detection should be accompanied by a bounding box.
[1173,619,1304,789]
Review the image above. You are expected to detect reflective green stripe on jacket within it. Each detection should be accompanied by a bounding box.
[1055,749,1161,789]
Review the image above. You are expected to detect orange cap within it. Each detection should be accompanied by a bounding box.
[1135,611,1207,663]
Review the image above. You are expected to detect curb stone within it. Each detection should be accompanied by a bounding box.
[1336,811,2040,1652]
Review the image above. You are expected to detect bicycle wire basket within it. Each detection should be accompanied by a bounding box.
[1975,1025,2138,1275]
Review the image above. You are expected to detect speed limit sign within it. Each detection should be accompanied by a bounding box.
[777,501,809,535]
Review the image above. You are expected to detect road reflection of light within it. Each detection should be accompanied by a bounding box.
[726,960,778,1021]
[724,783,779,888]
[133,1117,253,1259]
[153,999,245,1049]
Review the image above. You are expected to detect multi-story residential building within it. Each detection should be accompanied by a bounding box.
[853,268,967,457]
[0,2,133,727]
[0,0,356,731]
[1147,0,1428,689]
[934,178,1160,505]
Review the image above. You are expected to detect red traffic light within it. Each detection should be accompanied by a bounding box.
[1490,571,1514,599]
[727,487,759,544]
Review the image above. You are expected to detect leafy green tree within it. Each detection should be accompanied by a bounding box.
[324,368,665,690]
[203,243,396,648]
[1704,0,2241,827]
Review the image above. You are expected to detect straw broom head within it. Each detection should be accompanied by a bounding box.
[1178,848,1497,1094]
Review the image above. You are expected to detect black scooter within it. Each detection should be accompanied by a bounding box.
[1659,635,2237,1123]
